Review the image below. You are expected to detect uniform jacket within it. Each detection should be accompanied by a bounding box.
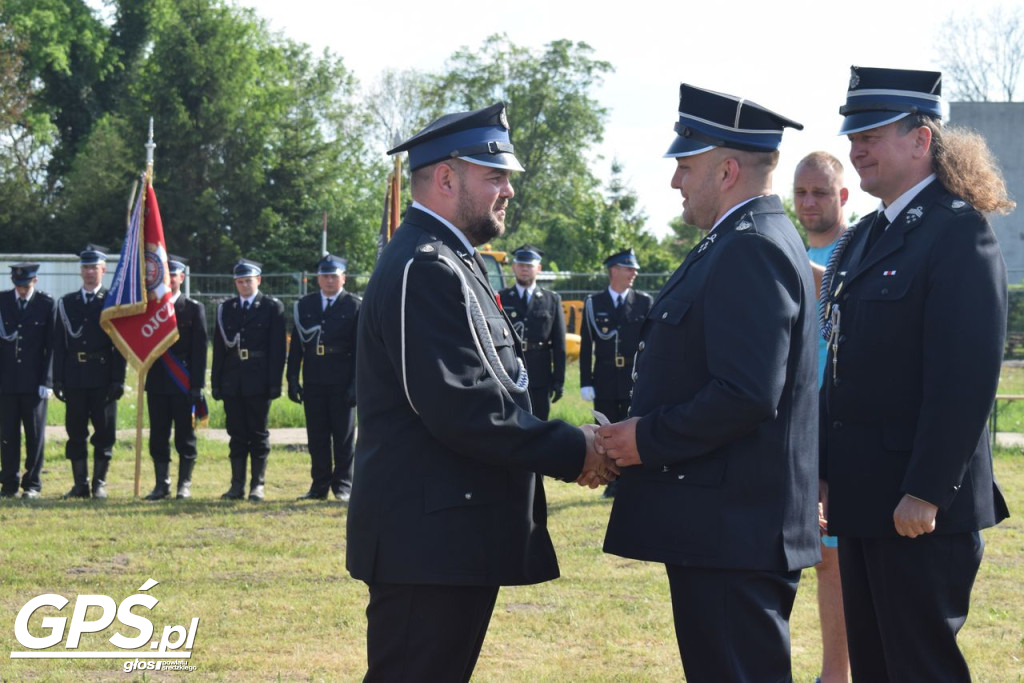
[604,195,820,572]
[579,288,652,400]
[347,207,586,587]
[820,180,1009,537]
[145,295,208,395]
[53,288,126,390]
[211,292,286,397]
[498,284,566,391]
[0,290,54,394]
[286,289,359,390]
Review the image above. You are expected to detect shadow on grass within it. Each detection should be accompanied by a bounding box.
[0,496,347,517]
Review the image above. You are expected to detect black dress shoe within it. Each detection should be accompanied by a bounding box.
[297,491,328,501]
[0,490,16,499]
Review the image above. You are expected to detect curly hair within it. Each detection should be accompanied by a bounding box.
[900,115,1016,214]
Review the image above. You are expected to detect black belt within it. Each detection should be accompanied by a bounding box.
[312,345,351,356]
[76,351,108,363]
[237,348,266,360]
[521,340,553,351]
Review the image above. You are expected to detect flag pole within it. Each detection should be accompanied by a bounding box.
[134,119,157,498]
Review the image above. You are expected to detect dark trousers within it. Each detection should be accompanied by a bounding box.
[528,387,551,420]
[594,398,631,423]
[147,391,198,463]
[0,393,47,493]
[223,395,272,461]
[665,564,800,682]
[64,387,117,461]
[302,384,354,495]
[839,532,983,682]
[364,582,499,682]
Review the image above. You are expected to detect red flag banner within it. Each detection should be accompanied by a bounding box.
[100,173,179,372]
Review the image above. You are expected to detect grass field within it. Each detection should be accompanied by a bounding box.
[2,363,1022,681]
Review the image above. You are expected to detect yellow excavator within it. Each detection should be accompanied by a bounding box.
[478,248,582,361]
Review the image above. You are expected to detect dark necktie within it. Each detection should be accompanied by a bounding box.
[616,294,623,308]
[18,298,27,312]
[85,292,94,304]
[864,211,890,253]
[243,300,250,311]
[324,298,333,312]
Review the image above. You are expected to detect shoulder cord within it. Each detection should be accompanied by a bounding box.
[819,223,860,342]
[216,301,241,349]
[292,300,322,345]
[400,254,528,415]
[57,297,84,339]
[584,295,620,341]
[0,309,17,342]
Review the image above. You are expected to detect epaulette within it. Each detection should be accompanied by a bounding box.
[733,213,758,233]
[414,241,441,262]
[943,195,974,214]
[35,290,53,301]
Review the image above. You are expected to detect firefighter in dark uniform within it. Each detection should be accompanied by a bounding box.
[347,102,611,682]
[288,254,359,502]
[144,257,208,500]
[53,245,127,499]
[820,66,1012,682]
[580,247,651,496]
[0,263,54,498]
[211,259,286,502]
[498,245,565,420]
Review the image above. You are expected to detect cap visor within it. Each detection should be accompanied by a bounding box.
[664,136,715,158]
[460,153,525,172]
[839,111,908,135]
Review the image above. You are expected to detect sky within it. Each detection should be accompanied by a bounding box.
[240,0,1006,238]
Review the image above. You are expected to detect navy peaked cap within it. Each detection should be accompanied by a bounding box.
[839,66,943,135]
[666,84,803,158]
[388,102,525,172]
[79,244,108,265]
[233,259,262,278]
[167,255,187,275]
[604,248,640,270]
[512,244,543,264]
[318,254,347,275]
[10,262,39,285]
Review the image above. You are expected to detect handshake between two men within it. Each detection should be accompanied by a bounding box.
[575,411,643,488]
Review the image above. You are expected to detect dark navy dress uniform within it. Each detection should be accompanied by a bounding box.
[54,247,127,498]
[0,264,54,497]
[347,103,587,682]
[287,255,359,500]
[603,84,817,681]
[820,66,1010,683]
[144,259,207,499]
[498,247,566,420]
[211,260,286,501]
[580,263,652,424]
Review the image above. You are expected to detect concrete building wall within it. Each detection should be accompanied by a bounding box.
[949,102,1024,283]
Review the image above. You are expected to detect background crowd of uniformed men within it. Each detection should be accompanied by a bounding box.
[0,243,640,501]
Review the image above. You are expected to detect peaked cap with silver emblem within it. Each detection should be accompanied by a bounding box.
[665,83,803,158]
[232,258,262,278]
[512,244,543,264]
[388,102,525,172]
[838,66,942,135]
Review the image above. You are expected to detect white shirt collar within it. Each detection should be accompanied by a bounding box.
[516,284,535,299]
[710,195,764,234]
[16,290,34,303]
[240,293,258,306]
[322,290,342,305]
[880,174,937,223]
[608,287,630,301]
[412,200,476,255]
[81,286,101,299]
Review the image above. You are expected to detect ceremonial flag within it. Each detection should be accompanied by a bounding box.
[100,173,179,372]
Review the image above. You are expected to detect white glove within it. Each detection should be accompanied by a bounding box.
[38,385,53,400]
[580,386,595,402]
